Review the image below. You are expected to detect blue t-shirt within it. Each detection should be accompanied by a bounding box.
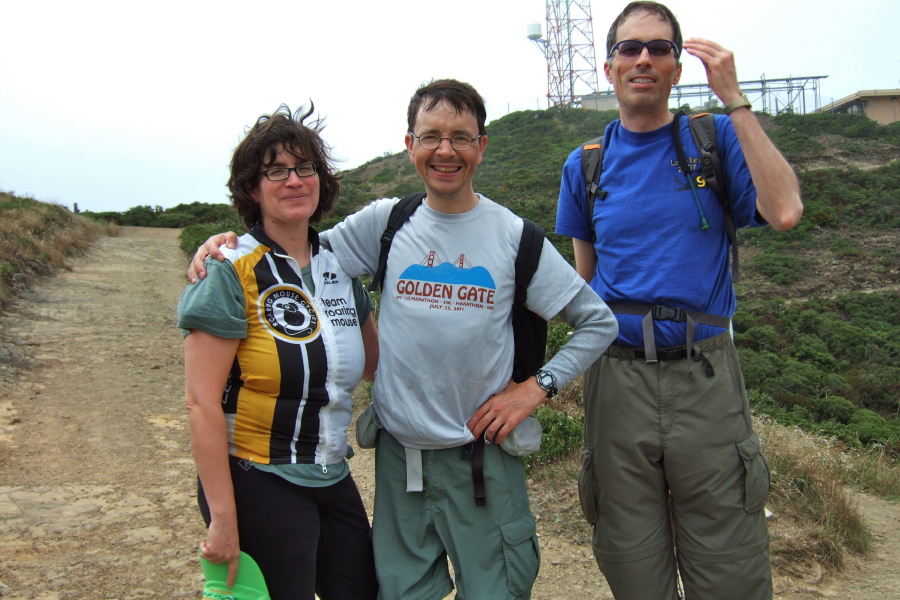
[556,115,766,348]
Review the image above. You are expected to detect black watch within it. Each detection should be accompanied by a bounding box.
[535,370,558,398]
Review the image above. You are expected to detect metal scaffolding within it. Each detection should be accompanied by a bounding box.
[528,0,600,108]
[670,75,828,114]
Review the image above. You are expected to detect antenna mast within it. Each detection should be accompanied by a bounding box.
[528,0,599,108]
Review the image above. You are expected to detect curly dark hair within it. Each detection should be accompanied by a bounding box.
[228,103,341,229]
[606,1,683,61]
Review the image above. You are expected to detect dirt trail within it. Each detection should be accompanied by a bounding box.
[0,226,897,599]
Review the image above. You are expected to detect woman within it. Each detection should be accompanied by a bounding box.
[177,104,378,599]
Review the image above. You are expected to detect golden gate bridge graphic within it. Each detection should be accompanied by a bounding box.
[419,250,473,269]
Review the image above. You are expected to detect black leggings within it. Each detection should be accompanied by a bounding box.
[198,456,377,600]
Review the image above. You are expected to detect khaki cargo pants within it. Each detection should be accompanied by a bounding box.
[579,332,772,600]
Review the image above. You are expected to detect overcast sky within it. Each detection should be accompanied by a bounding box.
[1,0,897,214]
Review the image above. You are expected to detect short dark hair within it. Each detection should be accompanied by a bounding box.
[606,1,683,60]
[228,103,341,229]
[407,79,487,136]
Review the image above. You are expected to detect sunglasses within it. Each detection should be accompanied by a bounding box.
[608,39,679,59]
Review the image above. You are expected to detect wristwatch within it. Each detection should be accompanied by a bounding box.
[724,93,752,115]
[535,370,558,398]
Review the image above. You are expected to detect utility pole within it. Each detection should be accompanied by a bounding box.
[528,0,599,108]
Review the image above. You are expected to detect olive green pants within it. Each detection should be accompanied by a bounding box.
[579,332,772,600]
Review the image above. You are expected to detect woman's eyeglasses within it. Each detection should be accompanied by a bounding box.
[260,163,319,181]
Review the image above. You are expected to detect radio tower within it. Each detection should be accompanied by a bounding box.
[528,0,600,108]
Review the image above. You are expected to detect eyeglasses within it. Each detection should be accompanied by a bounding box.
[608,39,679,59]
[260,163,319,181]
[408,132,482,152]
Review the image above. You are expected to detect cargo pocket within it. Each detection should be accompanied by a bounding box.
[500,513,540,597]
[577,448,599,525]
[736,432,771,514]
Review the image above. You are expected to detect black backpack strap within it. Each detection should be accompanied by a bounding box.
[581,136,606,244]
[689,113,740,282]
[369,192,426,293]
[511,218,548,383]
[581,136,607,205]
[514,219,544,306]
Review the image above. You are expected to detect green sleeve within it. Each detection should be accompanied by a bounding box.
[176,259,248,338]
[352,277,375,326]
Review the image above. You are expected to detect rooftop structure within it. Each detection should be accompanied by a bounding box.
[817,89,900,125]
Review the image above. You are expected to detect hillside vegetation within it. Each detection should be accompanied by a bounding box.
[0,193,109,310]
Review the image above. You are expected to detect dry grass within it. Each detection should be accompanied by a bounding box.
[0,192,113,310]
[760,417,878,570]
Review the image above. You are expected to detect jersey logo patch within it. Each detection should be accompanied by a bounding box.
[258,285,320,343]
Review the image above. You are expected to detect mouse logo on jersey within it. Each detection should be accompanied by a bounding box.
[259,285,320,343]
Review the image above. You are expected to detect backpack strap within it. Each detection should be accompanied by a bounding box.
[511,218,548,384]
[369,192,426,293]
[514,219,544,307]
[689,113,740,282]
[581,136,608,206]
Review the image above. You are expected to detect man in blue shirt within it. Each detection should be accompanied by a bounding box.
[555,2,802,599]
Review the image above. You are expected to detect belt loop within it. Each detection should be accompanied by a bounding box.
[459,442,474,460]
[472,435,486,506]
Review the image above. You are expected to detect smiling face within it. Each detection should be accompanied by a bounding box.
[250,144,320,231]
[405,100,487,213]
[604,10,682,126]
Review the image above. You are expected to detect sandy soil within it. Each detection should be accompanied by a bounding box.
[0,226,897,599]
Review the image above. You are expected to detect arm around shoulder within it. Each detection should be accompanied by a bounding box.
[188,231,240,283]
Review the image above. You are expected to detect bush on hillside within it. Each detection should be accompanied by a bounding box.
[0,193,103,309]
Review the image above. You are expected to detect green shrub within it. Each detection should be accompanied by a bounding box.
[732,309,758,333]
[850,364,900,412]
[746,252,809,284]
[370,168,395,184]
[791,333,835,368]
[748,388,777,412]
[777,359,827,397]
[522,405,584,474]
[773,112,880,139]
[545,320,571,361]
[179,217,246,256]
[735,325,781,352]
[739,349,782,388]
[812,396,857,424]
[843,410,900,445]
